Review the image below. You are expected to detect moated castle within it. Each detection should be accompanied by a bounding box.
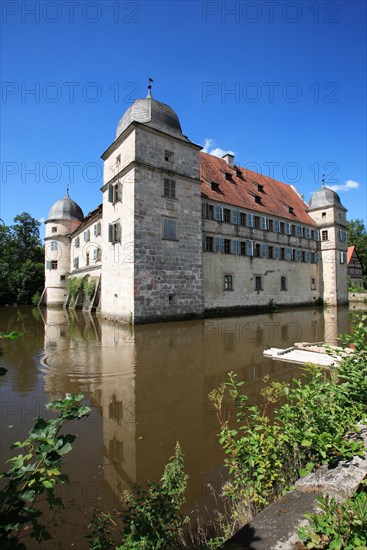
[41,91,349,322]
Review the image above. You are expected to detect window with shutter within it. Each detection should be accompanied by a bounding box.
[260,216,267,230]
[231,240,240,255]
[246,241,254,256]
[285,248,292,261]
[46,260,51,269]
[214,237,224,253]
[214,205,223,221]
[247,213,254,228]
[285,222,291,235]
[231,210,239,224]
[75,237,80,248]
[273,220,280,233]
[273,246,280,260]
[108,222,121,244]
[260,243,268,258]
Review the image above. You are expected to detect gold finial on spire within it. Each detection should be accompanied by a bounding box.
[322,174,325,187]
[66,184,70,197]
[147,77,153,98]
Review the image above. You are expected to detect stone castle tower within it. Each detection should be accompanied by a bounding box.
[100,91,204,322]
[308,184,348,305]
[43,195,84,307]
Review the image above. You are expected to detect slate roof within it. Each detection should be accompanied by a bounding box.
[47,195,84,222]
[200,152,317,226]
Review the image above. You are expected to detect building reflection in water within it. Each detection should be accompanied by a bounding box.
[40,305,351,516]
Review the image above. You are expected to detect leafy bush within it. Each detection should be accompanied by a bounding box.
[210,369,364,516]
[118,442,188,549]
[31,291,41,306]
[209,314,367,525]
[67,276,82,305]
[83,276,97,300]
[298,490,367,549]
[0,393,90,547]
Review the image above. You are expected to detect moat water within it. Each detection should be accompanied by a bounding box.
[0,304,365,548]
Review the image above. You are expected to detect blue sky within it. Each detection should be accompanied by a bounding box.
[1,0,366,232]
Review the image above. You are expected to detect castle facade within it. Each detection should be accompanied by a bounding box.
[42,93,349,323]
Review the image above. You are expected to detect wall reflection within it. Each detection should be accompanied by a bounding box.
[38,305,351,514]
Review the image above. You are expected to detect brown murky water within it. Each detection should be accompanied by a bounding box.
[0,304,362,548]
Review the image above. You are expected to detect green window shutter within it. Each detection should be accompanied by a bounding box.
[108,183,114,203]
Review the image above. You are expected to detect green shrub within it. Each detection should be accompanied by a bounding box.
[67,276,82,305]
[0,393,90,547]
[209,314,367,522]
[31,291,41,306]
[118,442,188,549]
[298,490,367,549]
[83,276,97,300]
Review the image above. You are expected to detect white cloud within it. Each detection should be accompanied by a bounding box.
[328,180,360,192]
[202,138,234,159]
[38,217,46,223]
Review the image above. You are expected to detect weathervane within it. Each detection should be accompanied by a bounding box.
[147,77,153,98]
[66,184,70,197]
[321,174,325,187]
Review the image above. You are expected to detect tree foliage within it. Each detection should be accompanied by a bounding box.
[347,218,367,287]
[0,213,44,305]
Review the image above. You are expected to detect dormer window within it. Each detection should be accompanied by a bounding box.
[250,194,262,204]
[236,170,242,178]
[225,172,232,181]
[288,206,294,215]
[211,182,220,192]
[257,184,264,193]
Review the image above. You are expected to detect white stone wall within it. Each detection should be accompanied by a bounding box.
[44,218,81,306]
[70,218,103,273]
[103,129,135,184]
[100,168,135,321]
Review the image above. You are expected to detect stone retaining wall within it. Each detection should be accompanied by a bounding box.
[223,425,367,549]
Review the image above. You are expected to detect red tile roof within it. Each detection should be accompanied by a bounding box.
[347,246,355,264]
[200,152,317,226]
[71,204,102,236]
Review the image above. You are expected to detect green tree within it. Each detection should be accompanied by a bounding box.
[0,213,44,305]
[347,218,367,287]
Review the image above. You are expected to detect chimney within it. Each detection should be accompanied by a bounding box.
[222,153,234,168]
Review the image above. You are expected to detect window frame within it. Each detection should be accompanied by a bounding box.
[223,274,233,291]
[162,217,178,241]
[163,178,176,200]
